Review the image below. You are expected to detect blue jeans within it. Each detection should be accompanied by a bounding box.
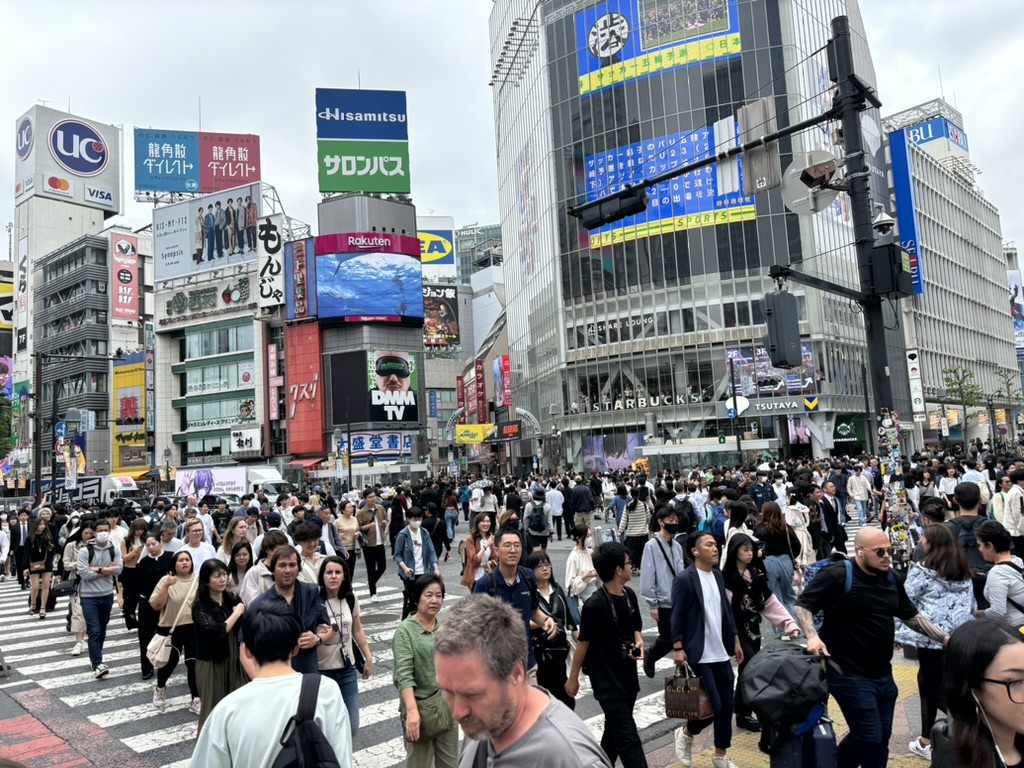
[826,668,898,768]
[322,665,360,734]
[855,499,869,524]
[764,555,796,619]
[444,509,459,541]
[80,593,113,669]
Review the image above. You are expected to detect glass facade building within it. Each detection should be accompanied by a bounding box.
[490,0,909,471]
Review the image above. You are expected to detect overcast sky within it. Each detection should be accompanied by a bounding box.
[1,0,1020,250]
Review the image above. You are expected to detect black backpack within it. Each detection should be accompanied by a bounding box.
[527,502,548,533]
[948,516,989,574]
[738,644,841,737]
[271,674,342,768]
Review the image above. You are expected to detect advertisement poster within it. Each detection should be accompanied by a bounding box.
[1010,270,1024,359]
[110,232,139,322]
[367,349,419,423]
[12,381,30,450]
[134,129,261,194]
[175,467,246,498]
[583,431,646,472]
[423,284,459,346]
[315,250,423,323]
[726,343,817,397]
[152,182,262,281]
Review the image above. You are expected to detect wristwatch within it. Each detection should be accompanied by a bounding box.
[316,636,323,647]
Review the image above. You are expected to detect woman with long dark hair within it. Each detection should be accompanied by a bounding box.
[27,516,55,618]
[136,532,173,681]
[895,523,975,760]
[723,533,799,731]
[226,541,252,596]
[753,501,801,620]
[191,559,247,731]
[524,550,576,710]
[317,555,373,734]
[944,617,1024,767]
[459,513,496,590]
[149,550,200,714]
[120,517,150,629]
[617,485,652,570]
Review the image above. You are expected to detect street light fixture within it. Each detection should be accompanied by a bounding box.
[163,447,172,494]
[332,427,344,497]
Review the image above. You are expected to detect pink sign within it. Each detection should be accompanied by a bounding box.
[315,232,421,257]
[110,233,138,322]
[199,133,261,193]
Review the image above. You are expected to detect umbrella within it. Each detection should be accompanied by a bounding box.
[469,479,493,490]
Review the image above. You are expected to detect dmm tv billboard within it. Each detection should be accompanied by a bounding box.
[329,349,421,426]
[134,129,261,194]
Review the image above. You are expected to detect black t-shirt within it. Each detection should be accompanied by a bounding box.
[578,587,642,700]
[796,561,917,677]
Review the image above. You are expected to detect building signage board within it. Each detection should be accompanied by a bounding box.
[110,232,139,322]
[474,360,487,422]
[888,129,925,294]
[230,426,262,458]
[284,238,316,320]
[417,217,457,280]
[256,214,285,309]
[284,324,325,456]
[134,129,261,194]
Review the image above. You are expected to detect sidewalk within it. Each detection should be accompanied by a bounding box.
[644,655,930,767]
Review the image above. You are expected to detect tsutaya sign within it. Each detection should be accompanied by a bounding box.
[715,399,807,417]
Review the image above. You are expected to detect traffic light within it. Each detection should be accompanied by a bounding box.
[571,186,651,229]
[718,435,727,444]
[367,456,375,468]
[763,291,802,368]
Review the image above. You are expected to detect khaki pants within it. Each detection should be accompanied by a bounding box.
[577,511,594,531]
[404,725,459,768]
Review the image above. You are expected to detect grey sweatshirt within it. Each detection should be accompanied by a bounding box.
[985,556,1024,628]
[76,541,124,597]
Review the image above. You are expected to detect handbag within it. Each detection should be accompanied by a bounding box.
[402,688,455,741]
[29,560,47,573]
[51,578,77,598]
[146,578,197,669]
[665,664,713,720]
[786,526,804,589]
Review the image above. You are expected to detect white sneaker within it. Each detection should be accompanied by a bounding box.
[674,728,693,768]
[70,642,83,656]
[188,697,202,716]
[153,687,166,708]
[711,757,738,768]
[909,737,932,760]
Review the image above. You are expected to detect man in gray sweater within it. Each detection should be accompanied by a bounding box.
[639,506,685,679]
[76,519,124,678]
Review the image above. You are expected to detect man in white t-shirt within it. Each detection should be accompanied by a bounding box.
[191,600,352,768]
[393,508,439,619]
[671,532,743,768]
[180,519,217,573]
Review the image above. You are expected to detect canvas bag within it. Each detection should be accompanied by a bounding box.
[146,578,197,669]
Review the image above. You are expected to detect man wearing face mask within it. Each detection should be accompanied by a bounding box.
[639,507,686,679]
[76,518,124,679]
[393,507,439,620]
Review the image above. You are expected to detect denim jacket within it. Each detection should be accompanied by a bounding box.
[895,562,975,650]
[393,525,438,581]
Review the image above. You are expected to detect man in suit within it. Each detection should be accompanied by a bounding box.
[671,531,743,768]
[204,207,216,261]
[11,508,31,589]
[828,465,850,523]
[315,505,347,559]
[819,480,847,559]
[213,201,226,259]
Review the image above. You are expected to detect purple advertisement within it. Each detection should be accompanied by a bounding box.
[583,431,646,472]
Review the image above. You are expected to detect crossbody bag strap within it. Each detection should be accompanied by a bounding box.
[998,561,1024,615]
[654,537,677,577]
[168,578,198,633]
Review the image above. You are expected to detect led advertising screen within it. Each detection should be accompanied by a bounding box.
[314,232,423,325]
[329,352,371,424]
[574,0,740,96]
[583,431,647,472]
[134,129,261,194]
[583,124,755,248]
[367,349,419,424]
[423,284,460,346]
[152,182,262,281]
[726,343,817,397]
[1010,270,1024,360]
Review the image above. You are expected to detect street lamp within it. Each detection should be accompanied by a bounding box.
[332,427,344,497]
[987,395,997,451]
[163,447,172,494]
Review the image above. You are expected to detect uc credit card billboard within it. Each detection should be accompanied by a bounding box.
[134,129,261,194]
[315,88,411,194]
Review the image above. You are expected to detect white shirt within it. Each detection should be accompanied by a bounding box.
[197,512,216,543]
[320,522,336,557]
[546,488,564,517]
[411,527,425,575]
[181,541,217,572]
[697,568,729,663]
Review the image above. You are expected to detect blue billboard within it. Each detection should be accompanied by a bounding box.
[135,129,201,192]
[574,0,740,96]
[583,124,755,247]
[904,116,969,153]
[889,129,925,294]
[315,89,409,141]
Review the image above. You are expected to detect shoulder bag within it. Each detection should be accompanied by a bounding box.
[146,578,197,669]
[665,663,713,720]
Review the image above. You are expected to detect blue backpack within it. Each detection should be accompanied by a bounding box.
[804,559,897,629]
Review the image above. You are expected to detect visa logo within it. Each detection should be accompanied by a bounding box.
[86,186,113,203]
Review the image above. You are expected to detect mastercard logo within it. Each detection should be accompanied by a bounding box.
[47,177,71,191]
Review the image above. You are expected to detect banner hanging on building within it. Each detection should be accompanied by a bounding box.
[285,323,325,456]
[133,129,261,194]
[110,232,139,322]
[256,214,286,309]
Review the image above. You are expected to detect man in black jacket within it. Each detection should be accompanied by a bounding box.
[570,475,596,530]
[11,508,31,589]
[819,480,847,558]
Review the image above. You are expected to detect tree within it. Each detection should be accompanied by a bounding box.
[942,366,983,437]
[993,368,1021,405]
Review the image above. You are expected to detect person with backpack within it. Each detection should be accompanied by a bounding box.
[978,520,1024,632]
[191,599,352,768]
[947,481,993,609]
[639,506,686,679]
[753,502,801,621]
[795,526,950,768]
[524,489,551,554]
[76,518,124,679]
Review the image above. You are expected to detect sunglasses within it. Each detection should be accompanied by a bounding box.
[375,356,410,378]
[863,547,894,558]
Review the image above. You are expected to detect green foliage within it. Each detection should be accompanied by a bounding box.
[943,366,983,423]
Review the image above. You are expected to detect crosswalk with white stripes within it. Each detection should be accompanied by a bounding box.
[0,577,680,768]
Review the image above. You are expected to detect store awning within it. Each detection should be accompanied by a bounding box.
[288,457,326,469]
[111,470,152,481]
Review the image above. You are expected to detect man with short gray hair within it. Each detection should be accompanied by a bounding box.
[435,595,609,768]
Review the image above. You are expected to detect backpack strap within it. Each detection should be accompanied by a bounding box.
[297,672,320,722]
[996,562,1024,615]
[843,559,853,596]
[654,537,677,578]
[487,569,496,597]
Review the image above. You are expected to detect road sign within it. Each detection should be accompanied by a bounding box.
[55,421,67,439]
[1000,426,1008,435]
[913,413,927,423]
[726,408,737,419]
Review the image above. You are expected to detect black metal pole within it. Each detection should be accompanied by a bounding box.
[346,396,353,492]
[32,353,43,503]
[833,16,893,435]
[862,361,874,454]
[729,357,742,457]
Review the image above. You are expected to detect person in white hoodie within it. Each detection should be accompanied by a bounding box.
[1003,468,1024,555]
[785,487,814,569]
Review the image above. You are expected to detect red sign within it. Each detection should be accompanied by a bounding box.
[456,376,466,424]
[501,355,512,407]
[110,233,138,322]
[285,324,325,455]
[466,378,477,418]
[475,359,487,424]
[198,133,261,193]
[315,232,421,257]
[291,240,310,320]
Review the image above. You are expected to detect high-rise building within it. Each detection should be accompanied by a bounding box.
[454,223,502,285]
[489,0,908,470]
[884,99,1017,447]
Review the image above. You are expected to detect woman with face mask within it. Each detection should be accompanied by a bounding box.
[944,617,1024,767]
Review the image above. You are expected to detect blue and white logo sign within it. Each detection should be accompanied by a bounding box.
[49,119,109,177]
[16,116,33,161]
[315,88,409,141]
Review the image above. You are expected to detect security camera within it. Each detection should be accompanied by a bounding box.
[872,210,895,236]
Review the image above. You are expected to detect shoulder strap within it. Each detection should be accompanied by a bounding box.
[87,542,96,565]
[487,569,496,597]
[843,559,853,596]
[297,673,319,721]
[345,592,356,612]
[473,742,489,768]
[519,567,538,602]
[654,537,677,577]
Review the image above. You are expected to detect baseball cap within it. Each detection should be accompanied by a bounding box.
[266,512,282,526]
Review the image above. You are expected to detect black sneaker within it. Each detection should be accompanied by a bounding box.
[141,669,154,681]
[643,654,656,679]
[736,715,761,732]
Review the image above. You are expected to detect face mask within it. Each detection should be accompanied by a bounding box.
[95,532,110,545]
[664,523,679,534]
[409,521,421,531]
[585,536,594,549]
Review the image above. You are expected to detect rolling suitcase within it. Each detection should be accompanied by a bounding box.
[769,718,837,768]
[930,718,956,768]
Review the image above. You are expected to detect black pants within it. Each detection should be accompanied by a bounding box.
[364,546,387,596]
[537,652,574,711]
[553,516,563,539]
[917,647,945,740]
[733,634,761,719]
[156,623,199,698]
[526,534,548,554]
[598,692,647,768]
[121,568,139,629]
[14,548,28,587]
[137,601,159,676]
[401,578,417,620]
[1014,536,1024,560]
[647,608,674,668]
[462,502,470,522]
[686,660,736,751]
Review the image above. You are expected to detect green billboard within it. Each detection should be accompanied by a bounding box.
[317,139,411,194]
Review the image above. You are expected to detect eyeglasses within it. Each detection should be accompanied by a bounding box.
[500,542,522,551]
[982,678,1024,703]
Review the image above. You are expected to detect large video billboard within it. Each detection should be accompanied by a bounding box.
[582,123,754,248]
[315,88,410,194]
[152,182,262,281]
[423,284,460,346]
[133,129,261,194]
[285,323,325,456]
[14,105,122,213]
[1010,270,1024,360]
[328,349,420,426]
[726,343,817,397]
[314,232,423,324]
[574,0,740,96]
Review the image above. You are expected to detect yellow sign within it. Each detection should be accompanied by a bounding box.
[112,361,146,474]
[418,231,454,264]
[803,397,819,412]
[588,205,755,249]
[455,423,495,445]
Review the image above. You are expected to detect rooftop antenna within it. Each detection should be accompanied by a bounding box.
[357,70,361,89]
[198,96,202,132]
